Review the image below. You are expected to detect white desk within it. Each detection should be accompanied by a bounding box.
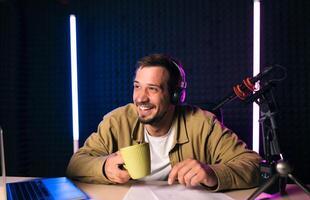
[74,181,310,200]
[3,177,310,200]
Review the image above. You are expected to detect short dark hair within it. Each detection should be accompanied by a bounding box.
[135,54,183,95]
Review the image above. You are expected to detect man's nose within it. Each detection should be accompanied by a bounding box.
[135,89,149,103]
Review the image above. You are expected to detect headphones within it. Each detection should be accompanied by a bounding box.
[170,60,187,105]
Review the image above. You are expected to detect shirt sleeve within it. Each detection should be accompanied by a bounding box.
[206,116,262,191]
[66,118,115,184]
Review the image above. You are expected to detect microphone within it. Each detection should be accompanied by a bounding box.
[212,65,284,111]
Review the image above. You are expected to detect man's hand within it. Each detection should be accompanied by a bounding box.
[168,158,218,188]
[104,151,130,184]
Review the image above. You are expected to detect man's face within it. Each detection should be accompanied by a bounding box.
[133,66,172,125]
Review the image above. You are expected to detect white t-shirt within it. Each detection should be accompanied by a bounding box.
[139,125,175,181]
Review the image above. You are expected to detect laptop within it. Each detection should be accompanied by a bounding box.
[0,126,89,200]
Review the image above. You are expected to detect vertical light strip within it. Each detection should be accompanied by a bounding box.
[253,0,261,153]
[70,14,79,153]
[0,127,7,200]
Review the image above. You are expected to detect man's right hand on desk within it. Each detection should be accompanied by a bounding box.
[104,151,131,184]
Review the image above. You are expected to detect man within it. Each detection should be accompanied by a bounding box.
[66,53,261,191]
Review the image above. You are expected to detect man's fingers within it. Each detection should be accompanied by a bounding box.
[168,158,195,185]
[178,160,200,185]
[168,161,186,184]
[177,165,192,185]
[187,169,203,186]
[112,169,130,183]
[168,159,215,187]
[183,171,194,186]
[118,168,130,179]
[105,151,130,184]
[106,164,130,183]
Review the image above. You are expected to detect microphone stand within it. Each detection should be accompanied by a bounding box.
[211,65,309,198]
[246,83,310,200]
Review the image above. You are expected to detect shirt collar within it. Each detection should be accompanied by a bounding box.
[174,106,189,144]
[131,106,189,145]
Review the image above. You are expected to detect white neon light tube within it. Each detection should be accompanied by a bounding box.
[0,128,7,200]
[70,14,79,153]
[253,0,260,153]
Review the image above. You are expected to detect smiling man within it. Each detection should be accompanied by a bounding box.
[133,66,173,127]
[67,53,261,191]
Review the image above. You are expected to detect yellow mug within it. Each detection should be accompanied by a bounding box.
[120,143,151,179]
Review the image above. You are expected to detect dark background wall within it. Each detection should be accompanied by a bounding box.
[0,0,309,184]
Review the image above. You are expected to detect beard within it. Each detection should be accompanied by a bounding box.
[138,108,168,125]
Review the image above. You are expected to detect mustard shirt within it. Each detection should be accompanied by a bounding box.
[66,103,261,191]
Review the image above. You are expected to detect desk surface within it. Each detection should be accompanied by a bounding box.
[5,177,310,200]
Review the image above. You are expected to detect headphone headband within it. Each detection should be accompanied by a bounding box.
[171,60,187,89]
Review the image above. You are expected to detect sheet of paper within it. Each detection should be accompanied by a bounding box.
[122,181,234,200]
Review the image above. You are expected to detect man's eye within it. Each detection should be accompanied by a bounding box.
[149,87,158,92]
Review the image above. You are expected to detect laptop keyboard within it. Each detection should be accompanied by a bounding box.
[8,180,52,200]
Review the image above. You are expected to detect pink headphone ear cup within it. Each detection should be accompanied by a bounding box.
[180,89,186,103]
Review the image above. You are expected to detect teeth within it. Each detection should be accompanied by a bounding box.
[139,105,151,110]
